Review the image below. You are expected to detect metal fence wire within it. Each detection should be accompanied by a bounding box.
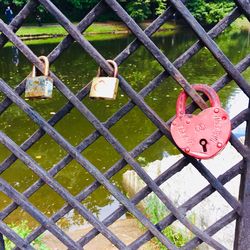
[0,0,249,249]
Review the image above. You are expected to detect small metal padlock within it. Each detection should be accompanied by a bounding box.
[89,60,119,100]
[25,56,53,99]
[170,84,231,159]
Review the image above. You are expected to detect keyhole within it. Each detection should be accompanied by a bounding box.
[200,139,208,152]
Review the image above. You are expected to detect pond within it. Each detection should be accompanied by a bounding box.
[0,26,249,229]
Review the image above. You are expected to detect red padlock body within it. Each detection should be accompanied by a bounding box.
[171,107,231,159]
[170,85,231,159]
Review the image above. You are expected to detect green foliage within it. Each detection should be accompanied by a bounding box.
[4,221,50,250]
[155,0,168,15]
[0,0,168,22]
[124,0,151,21]
[186,0,235,25]
[65,0,99,8]
[145,195,192,249]
[0,0,235,24]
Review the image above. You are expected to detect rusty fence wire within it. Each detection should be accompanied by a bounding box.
[0,0,249,249]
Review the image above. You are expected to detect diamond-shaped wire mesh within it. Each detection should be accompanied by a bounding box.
[0,0,249,249]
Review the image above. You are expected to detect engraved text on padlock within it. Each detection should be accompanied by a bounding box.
[170,84,231,159]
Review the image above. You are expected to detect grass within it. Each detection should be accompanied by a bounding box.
[3,17,248,46]
[17,25,67,36]
[2,20,181,46]
[140,21,183,30]
[12,32,128,46]
[144,195,193,249]
[4,221,50,250]
[16,22,129,36]
[15,17,249,37]
[15,21,182,37]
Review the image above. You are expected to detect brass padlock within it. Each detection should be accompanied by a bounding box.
[89,60,119,100]
[25,56,53,99]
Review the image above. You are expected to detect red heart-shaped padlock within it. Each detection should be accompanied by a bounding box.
[170,84,231,159]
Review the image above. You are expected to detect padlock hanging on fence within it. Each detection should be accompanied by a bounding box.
[89,60,119,100]
[25,56,53,99]
[170,84,231,160]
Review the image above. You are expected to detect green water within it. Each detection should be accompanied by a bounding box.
[0,27,249,229]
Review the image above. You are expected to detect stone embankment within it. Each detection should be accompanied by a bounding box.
[123,140,244,249]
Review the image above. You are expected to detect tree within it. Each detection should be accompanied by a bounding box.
[0,0,235,24]
[186,0,235,25]
[123,0,167,21]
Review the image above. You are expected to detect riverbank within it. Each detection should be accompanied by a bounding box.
[12,17,250,41]
[16,21,181,41]
[0,18,244,45]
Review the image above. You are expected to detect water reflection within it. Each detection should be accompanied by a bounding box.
[11,46,19,66]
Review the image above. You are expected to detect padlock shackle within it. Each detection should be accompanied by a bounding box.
[31,56,50,77]
[97,60,118,78]
[176,84,221,117]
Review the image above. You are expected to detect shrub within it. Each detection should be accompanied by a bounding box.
[145,195,193,249]
[186,0,235,25]
[4,221,49,250]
